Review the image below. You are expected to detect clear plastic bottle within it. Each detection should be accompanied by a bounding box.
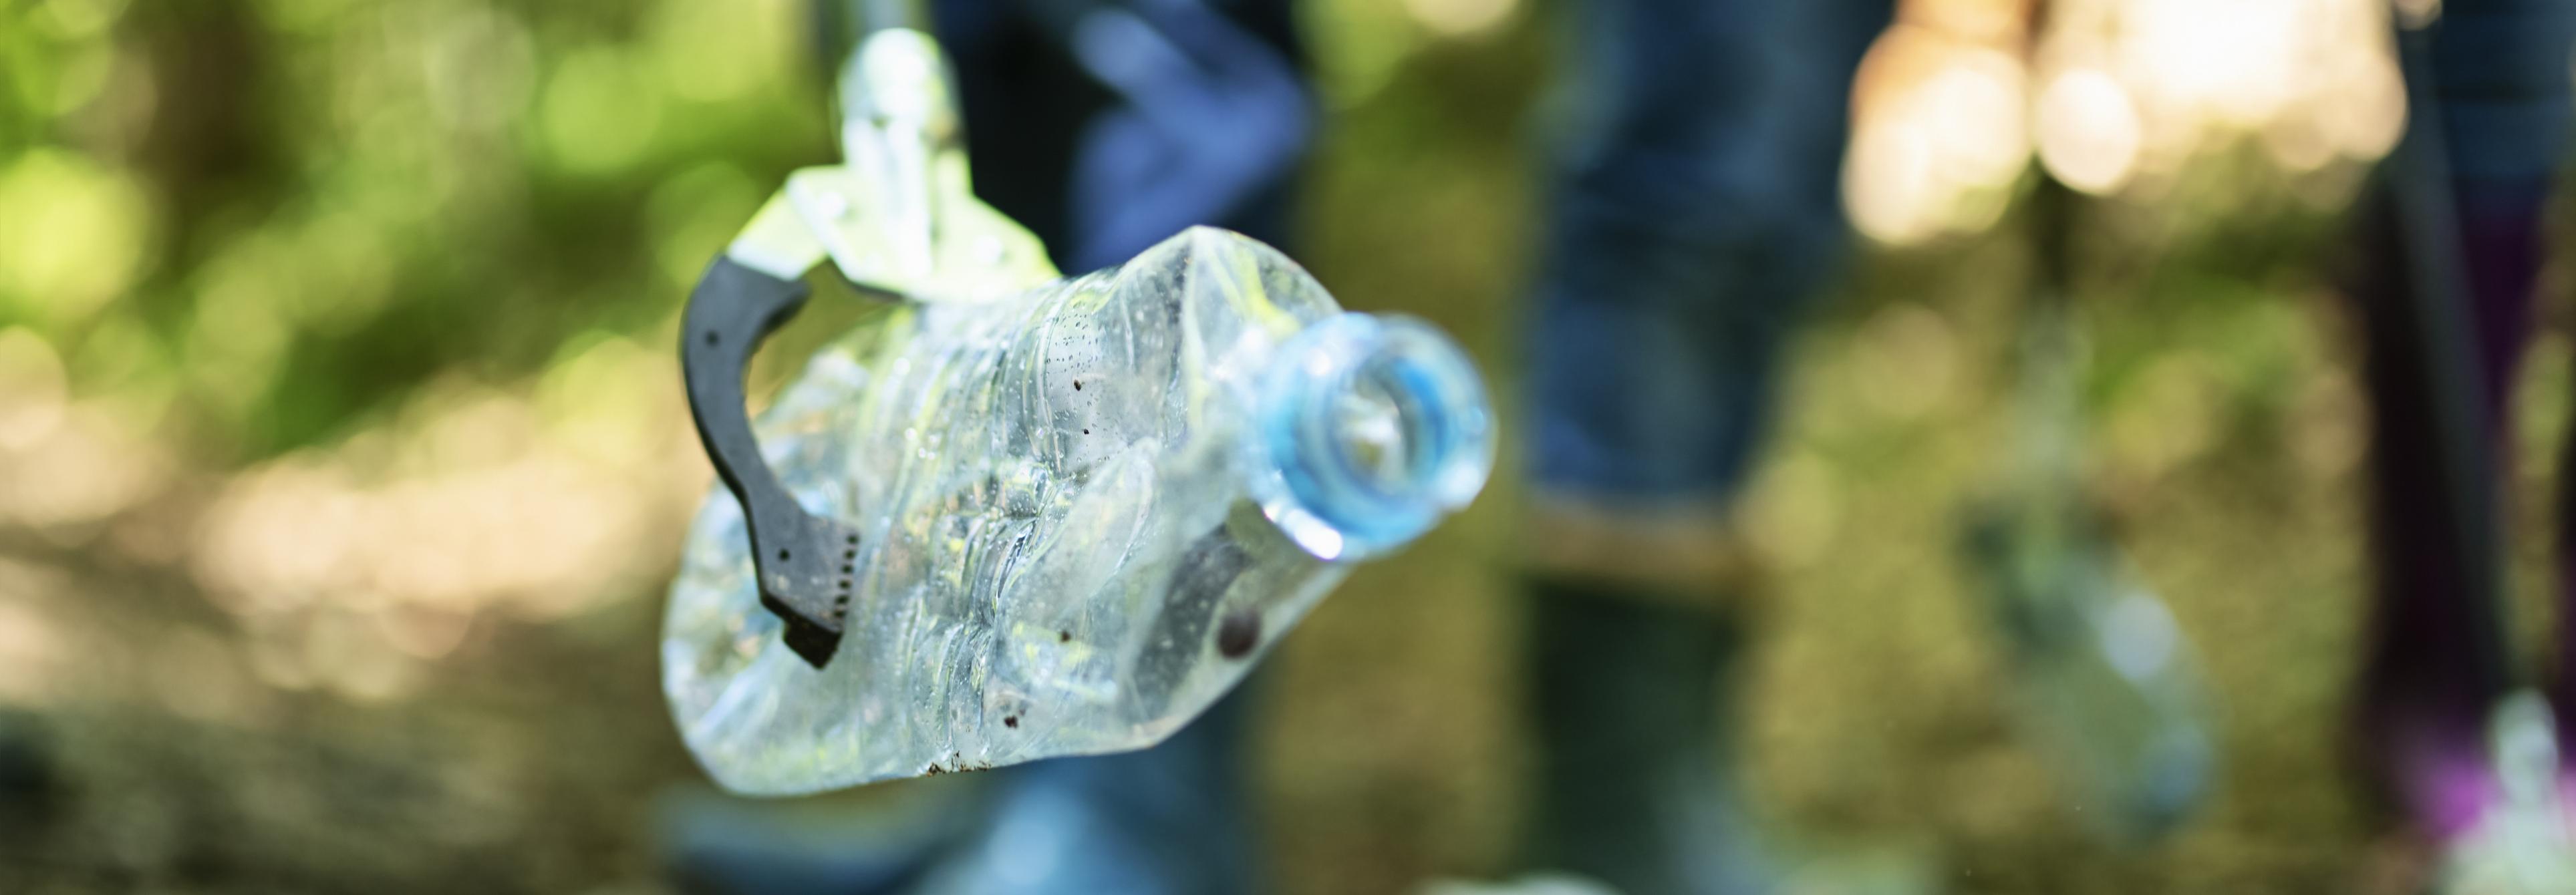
[664,227,1493,795]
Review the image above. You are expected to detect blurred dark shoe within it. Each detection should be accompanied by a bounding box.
[1959,492,2216,842]
[2426,691,2576,895]
[0,709,58,832]
[1522,580,1936,895]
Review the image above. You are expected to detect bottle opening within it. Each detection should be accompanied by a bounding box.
[1332,361,1423,493]
[1257,313,1493,560]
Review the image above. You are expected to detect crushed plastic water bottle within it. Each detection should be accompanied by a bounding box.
[664,227,1493,795]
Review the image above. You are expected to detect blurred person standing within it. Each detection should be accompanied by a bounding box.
[2345,0,2576,882]
[1510,0,1907,892]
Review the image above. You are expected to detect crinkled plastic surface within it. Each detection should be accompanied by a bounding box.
[664,228,1360,795]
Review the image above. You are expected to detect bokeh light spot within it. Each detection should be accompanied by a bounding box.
[2035,68,2142,195]
[1744,452,1842,571]
[648,162,760,288]
[1400,0,1518,39]
[0,148,156,323]
[0,327,69,450]
[36,0,128,37]
[541,47,664,175]
[652,0,778,103]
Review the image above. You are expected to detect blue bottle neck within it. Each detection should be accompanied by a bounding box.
[1254,313,1493,561]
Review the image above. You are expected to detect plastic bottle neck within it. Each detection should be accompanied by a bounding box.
[1254,313,1493,561]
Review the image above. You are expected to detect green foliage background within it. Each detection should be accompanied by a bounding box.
[2,0,2569,892]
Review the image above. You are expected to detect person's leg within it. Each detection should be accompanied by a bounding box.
[2349,196,2512,839]
[2353,0,2573,841]
[1518,0,1892,892]
[1522,0,1890,561]
[1526,582,1775,894]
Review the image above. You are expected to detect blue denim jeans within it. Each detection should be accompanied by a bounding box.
[1526,0,1892,512]
[935,0,1308,272]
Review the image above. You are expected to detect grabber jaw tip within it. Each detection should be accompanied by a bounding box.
[748,512,865,669]
[680,248,851,669]
[682,25,1054,667]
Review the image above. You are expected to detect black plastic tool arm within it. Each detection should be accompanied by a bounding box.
[681,257,863,668]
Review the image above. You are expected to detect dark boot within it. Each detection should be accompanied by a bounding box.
[1524,579,1780,895]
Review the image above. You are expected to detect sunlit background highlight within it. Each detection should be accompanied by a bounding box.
[0,0,2559,891]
